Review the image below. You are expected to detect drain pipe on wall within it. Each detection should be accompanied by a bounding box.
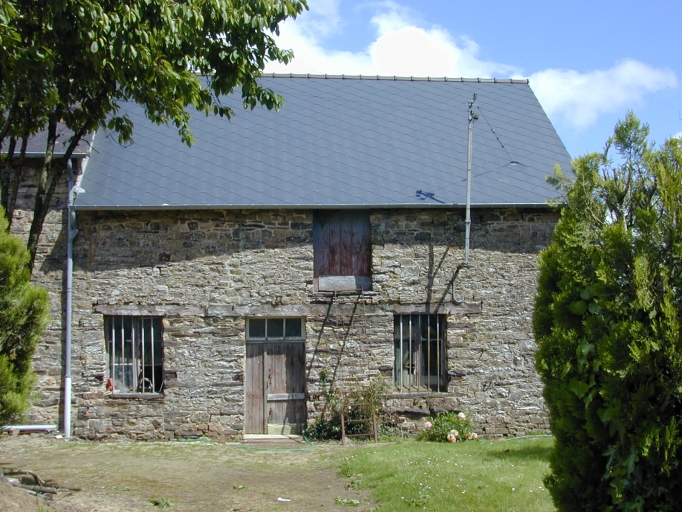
[64,159,78,438]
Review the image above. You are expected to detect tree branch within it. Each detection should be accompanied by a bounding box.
[26,116,57,273]
[1,136,17,213]
[0,95,20,144]
[6,133,29,227]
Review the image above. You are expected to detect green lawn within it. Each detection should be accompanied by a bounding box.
[335,436,556,511]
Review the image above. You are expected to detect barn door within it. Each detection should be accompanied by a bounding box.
[314,211,371,291]
[245,341,306,435]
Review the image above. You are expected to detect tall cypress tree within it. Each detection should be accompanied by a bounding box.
[0,210,50,425]
[535,112,682,511]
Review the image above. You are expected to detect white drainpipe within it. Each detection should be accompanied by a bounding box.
[64,159,77,438]
[2,425,57,432]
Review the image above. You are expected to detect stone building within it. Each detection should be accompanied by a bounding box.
[15,75,571,440]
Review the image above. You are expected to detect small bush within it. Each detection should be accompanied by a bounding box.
[417,412,476,443]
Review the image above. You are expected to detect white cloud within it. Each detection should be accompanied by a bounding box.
[265,0,517,78]
[529,60,677,129]
[291,0,344,40]
[266,1,677,131]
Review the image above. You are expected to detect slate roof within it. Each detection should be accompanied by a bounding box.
[2,125,93,158]
[75,74,572,210]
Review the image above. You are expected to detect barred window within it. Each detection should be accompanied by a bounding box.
[394,314,447,392]
[105,316,163,394]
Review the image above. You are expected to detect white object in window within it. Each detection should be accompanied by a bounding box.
[394,314,447,392]
[105,316,163,394]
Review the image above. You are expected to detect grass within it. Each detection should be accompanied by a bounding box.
[336,436,555,511]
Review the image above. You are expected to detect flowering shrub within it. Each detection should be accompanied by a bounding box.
[417,412,476,442]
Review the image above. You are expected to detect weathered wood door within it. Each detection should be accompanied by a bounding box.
[245,341,306,434]
[314,211,371,291]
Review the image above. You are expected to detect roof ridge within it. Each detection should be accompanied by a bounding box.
[261,73,529,84]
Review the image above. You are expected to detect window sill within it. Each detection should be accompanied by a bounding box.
[108,393,164,400]
[316,276,371,292]
[385,391,455,399]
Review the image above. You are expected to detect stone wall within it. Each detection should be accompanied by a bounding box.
[17,190,558,440]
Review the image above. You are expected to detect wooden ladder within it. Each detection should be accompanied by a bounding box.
[340,405,378,443]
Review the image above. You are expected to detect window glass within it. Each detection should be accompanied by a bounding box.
[249,319,266,338]
[246,318,304,341]
[285,318,302,338]
[267,318,284,338]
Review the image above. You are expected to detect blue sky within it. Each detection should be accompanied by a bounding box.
[264,0,681,159]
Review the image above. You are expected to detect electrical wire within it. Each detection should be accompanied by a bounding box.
[476,104,514,163]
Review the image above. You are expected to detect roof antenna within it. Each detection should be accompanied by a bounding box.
[464,94,479,265]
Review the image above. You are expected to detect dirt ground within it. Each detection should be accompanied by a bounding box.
[0,434,375,512]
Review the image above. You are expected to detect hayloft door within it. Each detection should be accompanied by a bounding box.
[245,340,306,435]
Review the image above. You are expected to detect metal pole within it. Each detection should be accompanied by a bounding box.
[465,95,477,264]
[64,160,76,438]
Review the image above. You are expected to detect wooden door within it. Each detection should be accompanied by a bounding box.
[245,341,306,434]
[313,211,371,291]
[245,342,265,434]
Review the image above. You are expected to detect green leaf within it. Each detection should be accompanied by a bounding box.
[580,287,594,301]
[587,302,601,314]
[569,378,590,398]
[90,40,99,53]
[579,342,594,357]
[598,408,612,422]
[569,300,588,315]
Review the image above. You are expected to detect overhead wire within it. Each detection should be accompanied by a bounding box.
[475,104,515,163]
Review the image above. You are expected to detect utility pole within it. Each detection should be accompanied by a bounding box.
[464,94,478,264]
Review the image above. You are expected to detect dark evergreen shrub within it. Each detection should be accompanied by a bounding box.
[534,113,682,511]
[0,210,50,425]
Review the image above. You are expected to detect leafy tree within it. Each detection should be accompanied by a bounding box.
[0,0,307,272]
[0,210,50,425]
[535,112,682,511]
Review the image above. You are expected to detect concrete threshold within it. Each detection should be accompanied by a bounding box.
[243,434,306,444]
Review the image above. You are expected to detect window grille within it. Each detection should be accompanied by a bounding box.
[394,314,447,392]
[105,316,163,394]
[246,317,305,341]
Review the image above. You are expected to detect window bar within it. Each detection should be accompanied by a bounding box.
[408,315,412,391]
[118,317,125,391]
[427,314,431,392]
[441,316,445,392]
[131,318,137,393]
[114,317,117,391]
[150,318,156,393]
[399,316,404,393]
[133,317,146,393]
[110,318,115,393]
[436,315,441,392]
[412,315,418,389]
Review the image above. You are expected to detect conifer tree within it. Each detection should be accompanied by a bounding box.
[0,211,50,425]
[535,112,682,511]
